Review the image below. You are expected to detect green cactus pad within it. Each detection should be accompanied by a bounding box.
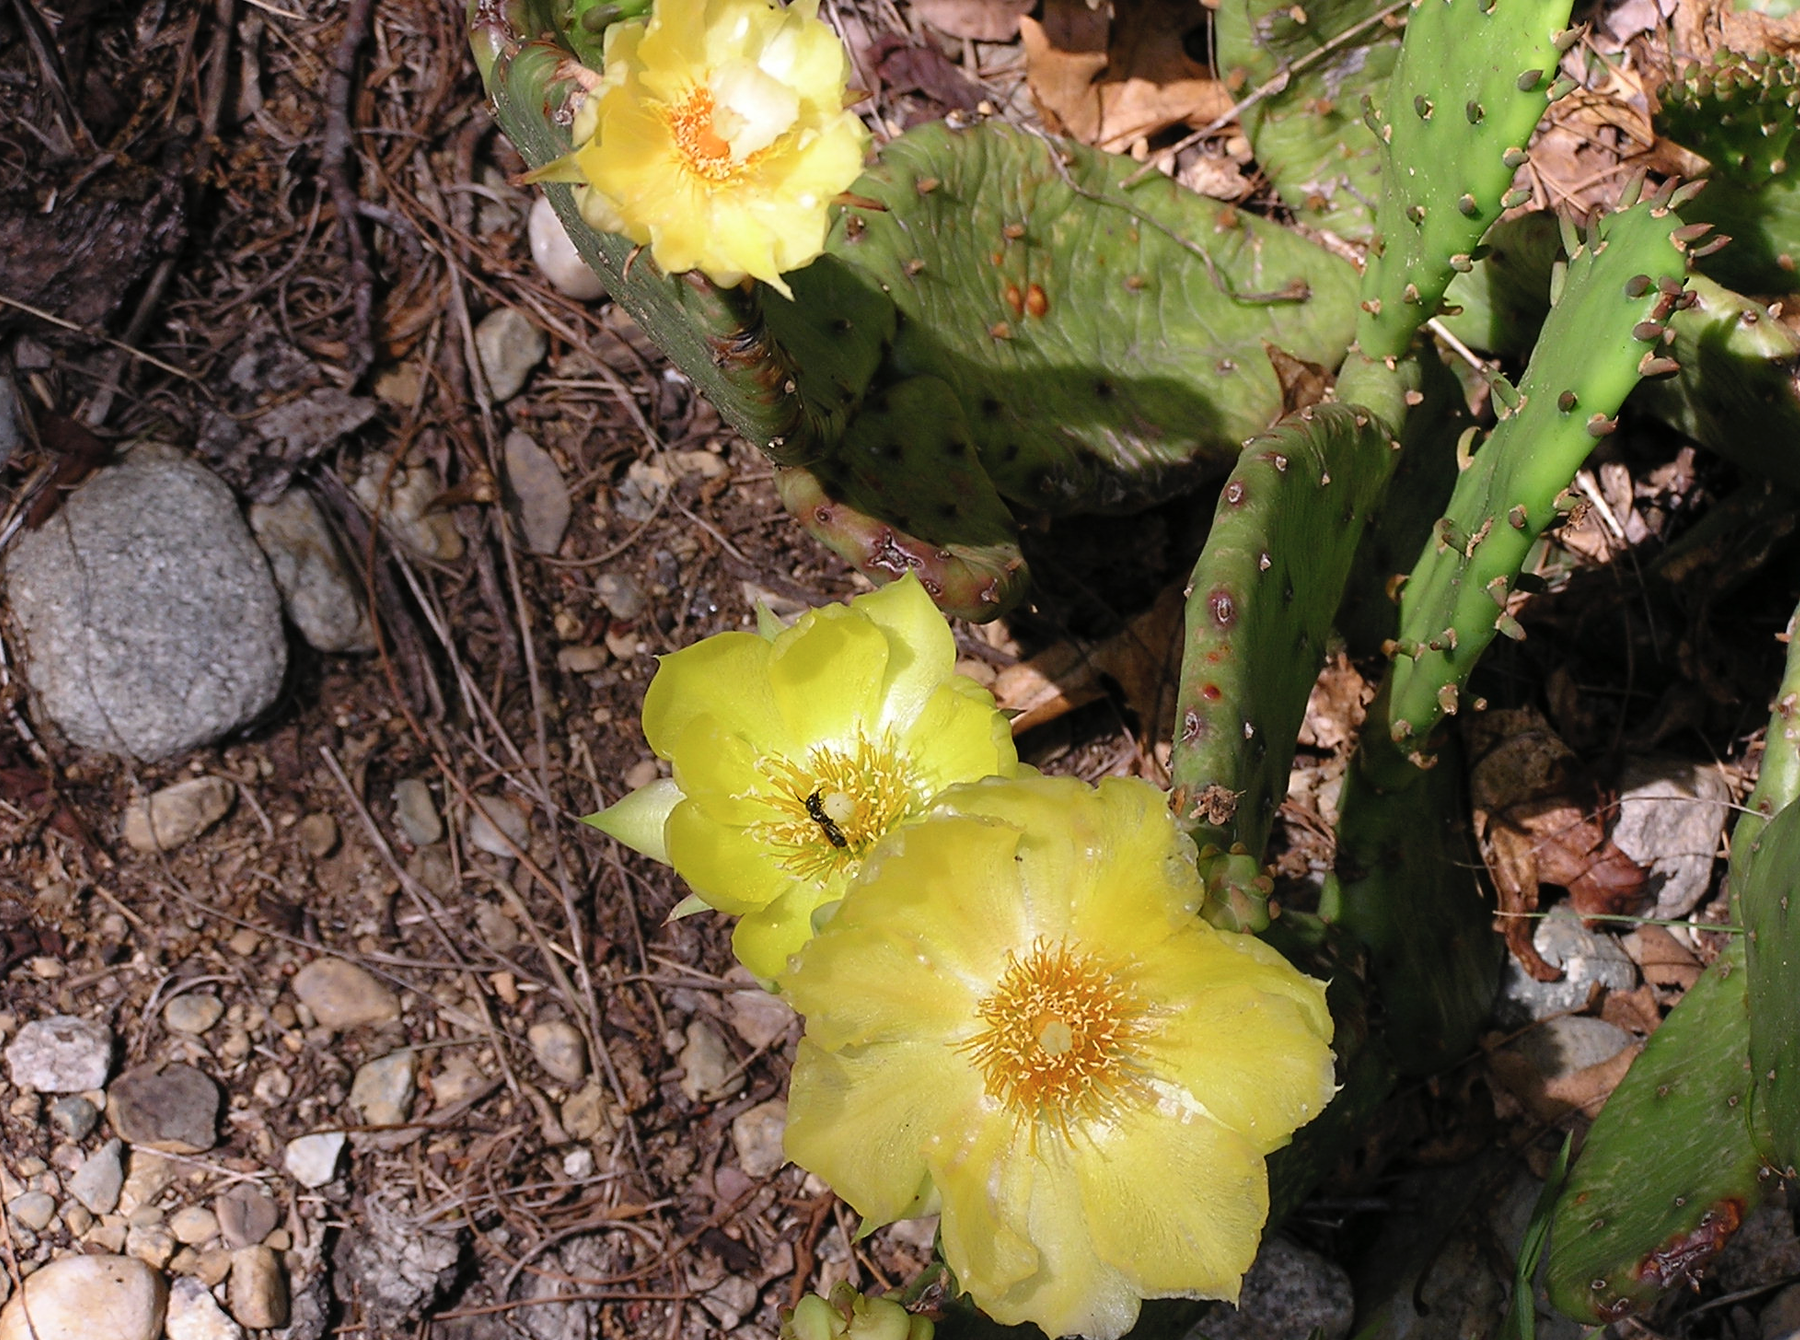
[1658,50,1800,294]
[1738,799,1800,1178]
[1169,403,1401,858]
[1355,0,1573,360]
[1213,0,1401,241]
[1384,195,1693,760]
[824,120,1361,514]
[1544,939,1769,1322]
[1321,729,1500,1074]
[1631,274,1800,490]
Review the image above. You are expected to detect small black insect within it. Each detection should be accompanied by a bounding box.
[805,791,848,848]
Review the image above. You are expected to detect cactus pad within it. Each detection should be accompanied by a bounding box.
[1170,402,1401,858]
[1356,0,1573,360]
[1385,194,1694,760]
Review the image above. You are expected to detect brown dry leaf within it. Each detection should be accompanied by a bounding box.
[1297,652,1368,752]
[1021,0,1232,152]
[1467,707,1648,982]
[993,582,1186,738]
[1600,982,1663,1037]
[1488,1041,1643,1123]
[1671,0,1800,61]
[911,0,1035,42]
[1622,924,1702,990]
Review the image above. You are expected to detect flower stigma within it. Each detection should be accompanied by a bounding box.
[964,938,1156,1131]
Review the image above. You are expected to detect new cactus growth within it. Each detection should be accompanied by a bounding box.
[1355,0,1573,360]
[1382,192,1694,762]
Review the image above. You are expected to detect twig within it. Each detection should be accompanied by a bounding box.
[0,294,198,382]
[321,0,378,380]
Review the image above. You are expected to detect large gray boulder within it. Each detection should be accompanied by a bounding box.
[5,446,286,760]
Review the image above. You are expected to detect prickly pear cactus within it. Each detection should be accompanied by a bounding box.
[1169,402,1403,860]
[821,121,1360,514]
[1384,192,1696,761]
[1544,939,1769,1322]
[1356,0,1573,360]
[1213,0,1400,242]
[1435,210,1561,358]
[1657,50,1800,294]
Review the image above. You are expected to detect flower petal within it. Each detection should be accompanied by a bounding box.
[929,1109,1041,1300]
[854,573,956,729]
[767,606,890,748]
[641,630,785,758]
[785,1038,965,1225]
[662,796,798,914]
[732,882,840,982]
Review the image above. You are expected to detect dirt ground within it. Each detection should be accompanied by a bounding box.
[0,0,1797,1337]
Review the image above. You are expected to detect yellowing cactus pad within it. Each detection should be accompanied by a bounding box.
[567,0,869,296]
[782,773,1337,1340]
[583,573,1016,981]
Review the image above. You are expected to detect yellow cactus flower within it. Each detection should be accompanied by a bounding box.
[584,574,1018,981]
[782,774,1337,1340]
[563,0,870,297]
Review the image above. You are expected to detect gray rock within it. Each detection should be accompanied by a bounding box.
[527,1020,587,1086]
[724,987,796,1050]
[6,1014,112,1091]
[5,448,286,760]
[292,957,400,1030]
[248,487,376,654]
[1494,906,1637,1027]
[284,1132,346,1190]
[350,452,464,562]
[123,776,236,853]
[730,1099,788,1179]
[107,1062,222,1154]
[560,1083,613,1141]
[701,1276,759,1330]
[214,1185,280,1249]
[69,1138,125,1214]
[1762,1282,1800,1340]
[1611,756,1731,918]
[0,1253,166,1340]
[593,572,645,621]
[169,1206,219,1245]
[679,1019,735,1103]
[227,1245,288,1329]
[504,430,572,555]
[49,1095,99,1140]
[469,794,529,858]
[475,307,547,402]
[1511,1016,1634,1082]
[528,195,607,300]
[392,778,442,846]
[166,1276,245,1340]
[1192,1236,1353,1340]
[8,1190,55,1231]
[297,811,339,858]
[163,993,225,1036]
[349,1051,417,1127]
[335,1197,462,1334]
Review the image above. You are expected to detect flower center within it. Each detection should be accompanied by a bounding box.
[667,87,739,182]
[749,733,918,881]
[964,940,1154,1130]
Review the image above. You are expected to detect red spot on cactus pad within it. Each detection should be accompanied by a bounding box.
[1025,284,1048,318]
[1201,684,1222,701]
[1005,285,1024,316]
[1635,1200,1745,1291]
[1208,588,1237,628]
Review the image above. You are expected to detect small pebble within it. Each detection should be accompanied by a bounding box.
[593,572,645,621]
[725,988,796,1050]
[168,1206,218,1246]
[227,1245,288,1330]
[69,1138,125,1215]
[623,757,661,791]
[349,1051,417,1127]
[474,306,547,403]
[283,1132,346,1190]
[678,1019,734,1103]
[556,644,610,675]
[528,194,607,300]
[214,1186,280,1250]
[107,1062,222,1154]
[162,994,225,1036]
[296,812,339,859]
[392,778,442,846]
[165,1275,245,1340]
[730,1099,788,1179]
[503,429,572,556]
[126,1218,177,1270]
[8,1191,55,1231]
[291,958,400,1030]
[0,1253,166,1340]
[6,1015,113,1092]
[468,794,529,858]
[560,1083,612,1141]
[122,776,236,853]
[49,1095,99,1140]
[527,1020,587,1086]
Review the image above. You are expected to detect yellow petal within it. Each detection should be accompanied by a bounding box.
[896,681,1017,800]
[732,882,841,982]
[662,796,797,914]
[929,1108,1041,1300]
[785,1038,965,1225]
[666,715,781,826]
[1076,1101,1270,1303]
[767,607,890,748]
[856,573,957,729]
[641,630,785,758]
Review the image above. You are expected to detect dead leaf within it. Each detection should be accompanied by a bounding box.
[911,0,1035,42]
[1297,652,1368,752]
[1600,983,1663,1037]
[871,36,986,112]
[1622,925,1702,991]
[1467,707,1648,982]
[993,582,1185,738]
[1488,1040,1642,1122]
[1021,0,1233,152]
